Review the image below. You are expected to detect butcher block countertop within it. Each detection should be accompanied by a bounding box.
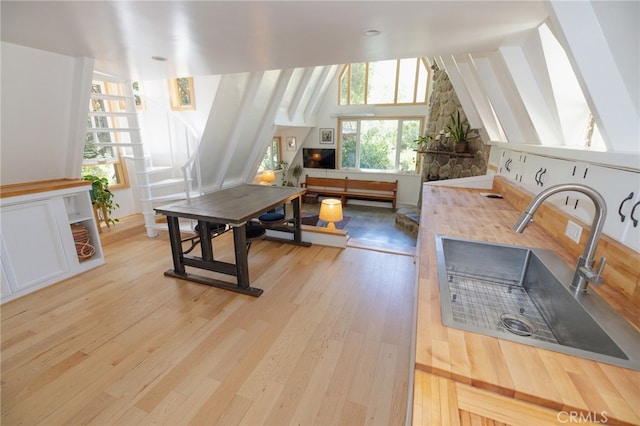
[415,178,640,425]
[0,178,90,198]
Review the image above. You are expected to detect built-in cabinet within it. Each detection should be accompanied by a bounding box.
[0,180,104,303]
[497,149,640,251]
[413,371,575,426]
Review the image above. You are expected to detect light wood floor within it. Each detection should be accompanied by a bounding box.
[1,215,416,425]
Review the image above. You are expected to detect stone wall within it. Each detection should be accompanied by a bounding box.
[420,66,490,181]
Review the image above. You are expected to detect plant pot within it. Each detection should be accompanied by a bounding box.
[454,141,468,153]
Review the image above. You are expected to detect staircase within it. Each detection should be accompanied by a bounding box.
[87,65,337,238]
[87,73,201,237]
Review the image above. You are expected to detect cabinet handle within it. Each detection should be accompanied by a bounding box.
[534,168,542,185]
[539,169,547,187]
[631,201,640,228]
[505,158,512,172]
[618,192,634,222]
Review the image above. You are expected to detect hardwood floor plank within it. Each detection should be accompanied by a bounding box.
[1,214,415,425]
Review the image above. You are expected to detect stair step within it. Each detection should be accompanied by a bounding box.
[142,191,200,203]
[141,166,174,175]
[143,178,187,189]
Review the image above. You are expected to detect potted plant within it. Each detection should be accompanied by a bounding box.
[291,163,304,187]
[446,111,470,153]
[82,174,119,226]
[414,134,432,152]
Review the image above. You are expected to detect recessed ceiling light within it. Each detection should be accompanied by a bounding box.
[363,29,381,37]
[151,56,168,62]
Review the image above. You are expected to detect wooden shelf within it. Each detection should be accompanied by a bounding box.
[418,150,475,158]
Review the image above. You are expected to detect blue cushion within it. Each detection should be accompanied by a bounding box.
[258,212,285,222]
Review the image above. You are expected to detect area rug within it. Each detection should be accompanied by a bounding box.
[301,214,351,229]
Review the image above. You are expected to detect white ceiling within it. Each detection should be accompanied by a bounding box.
[1,1,548,81]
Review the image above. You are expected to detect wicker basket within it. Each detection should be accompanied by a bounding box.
[71,224,95,260]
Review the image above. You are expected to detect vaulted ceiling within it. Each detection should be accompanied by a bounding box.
[1,1,548,81]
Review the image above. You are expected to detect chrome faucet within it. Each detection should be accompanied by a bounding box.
[512,183,607,293]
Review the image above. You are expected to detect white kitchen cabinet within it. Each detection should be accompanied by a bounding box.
[0,180,104,303]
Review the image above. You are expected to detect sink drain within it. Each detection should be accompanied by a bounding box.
[500,313,537,336]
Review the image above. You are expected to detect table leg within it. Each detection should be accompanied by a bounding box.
[166,215,185,274]
[292,196,302,243]
[199,220,214,262]
[232,223,250,290]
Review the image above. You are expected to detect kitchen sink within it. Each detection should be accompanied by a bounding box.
[435,235,640,370]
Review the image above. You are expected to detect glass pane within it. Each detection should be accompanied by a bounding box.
[340,121,358,168]
[82,164,121,186]
[399,119,421,172]
[416,59,429,103]
[397,58,417,103]
[367,60,397,104]
[259,138,280,171]
[359,120,396,170]
[339,66,349,105]
[176,78,193,106]
[350,63,366,105]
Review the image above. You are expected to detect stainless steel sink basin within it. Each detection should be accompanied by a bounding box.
[435,235,640,370]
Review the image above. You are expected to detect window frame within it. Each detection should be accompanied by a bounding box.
[339,58,431,106]
[258,136,282,172]
[338,116,425,173]
[168,77,196,111]
[83,81,130,190]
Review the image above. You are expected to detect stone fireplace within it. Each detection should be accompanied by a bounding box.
[420,65,490,182]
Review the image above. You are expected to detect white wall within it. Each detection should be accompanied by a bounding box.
[1,42,92,185]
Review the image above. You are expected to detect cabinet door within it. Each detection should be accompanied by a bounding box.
[0,200,69,293]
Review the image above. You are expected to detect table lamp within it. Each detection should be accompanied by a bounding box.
[261,169,276,185]
[319,199,343,230]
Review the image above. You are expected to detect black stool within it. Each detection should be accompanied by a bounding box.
[245,223,266,252]
[182,221,227,254]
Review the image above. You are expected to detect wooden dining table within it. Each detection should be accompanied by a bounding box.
[155,184,308,296]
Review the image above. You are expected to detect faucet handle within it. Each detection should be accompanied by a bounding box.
[579,257,607,285]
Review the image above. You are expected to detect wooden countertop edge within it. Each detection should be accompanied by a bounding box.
[0,178,91,198]
[414,180,640,425]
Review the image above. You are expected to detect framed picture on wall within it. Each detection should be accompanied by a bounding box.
[320,128,334,144]
[286,136,297,151]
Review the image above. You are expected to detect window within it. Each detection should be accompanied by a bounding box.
[83,81,130,188]
[168,77,196,110]
[259,137,281,172]
[538,24,605,150]
[339,58,430,105]
[339,118,422,172]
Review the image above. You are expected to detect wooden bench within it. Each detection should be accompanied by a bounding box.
[301,175,398,209]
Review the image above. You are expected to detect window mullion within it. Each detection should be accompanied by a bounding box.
[413,58,420,103]
[364,62,369,105]
[355,120,362,168]
[394,60,400,104]
[396,120,403,169]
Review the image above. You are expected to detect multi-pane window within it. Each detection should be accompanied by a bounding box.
[339,58,430,105]
[168,77,196,110]
[339,118,422,172]
[83,81,130,188]
[259,137,281,172]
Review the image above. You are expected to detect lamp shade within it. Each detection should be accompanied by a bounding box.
[319,198,343,230]
[262,169,276,184]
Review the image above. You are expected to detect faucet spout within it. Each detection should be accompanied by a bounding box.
[512,183,607,293]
